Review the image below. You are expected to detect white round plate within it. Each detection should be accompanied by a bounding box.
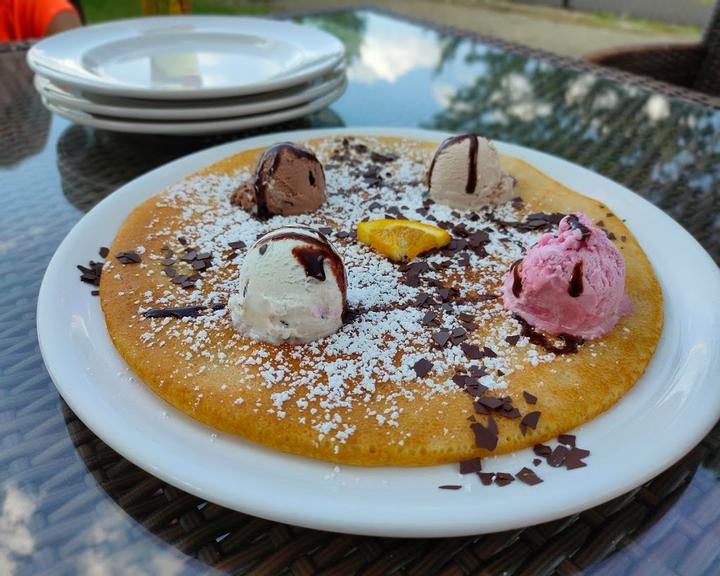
[27,16,345,100]
[34,68,346,121]
[41,81,346,135]
[37,128,720,537]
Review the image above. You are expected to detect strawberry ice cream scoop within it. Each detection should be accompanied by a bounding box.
[502,212,631,339]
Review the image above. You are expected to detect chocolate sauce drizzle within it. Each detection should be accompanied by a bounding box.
[514,315,583,355]
[568,261,584,297]
[253,143,324,220]
[255,228,347,310]
[566,214,591,241]
[292,247,326,281]
[427,134,479,195]
[511,259,523,297]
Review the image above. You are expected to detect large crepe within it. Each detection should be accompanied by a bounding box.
[100,136,662,466]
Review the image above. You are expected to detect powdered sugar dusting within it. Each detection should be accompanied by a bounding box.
[104,136,559,451]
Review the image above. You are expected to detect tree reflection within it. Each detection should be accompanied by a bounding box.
[427,42,720,260]
[299,12,367,63]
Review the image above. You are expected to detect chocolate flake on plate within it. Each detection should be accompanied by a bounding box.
[558,434,576,447]
[516,467,543,485]
[547,445,570,468]
[478,472,495,486]
[438,485,462,490]
[459,458,483,474]
[565,447,591,470]
[494,472,515,487]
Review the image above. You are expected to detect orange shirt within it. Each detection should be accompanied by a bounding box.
[1,0,78,42]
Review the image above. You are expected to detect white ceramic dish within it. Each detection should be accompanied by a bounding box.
[27,16,345,100]
[42,81,346,135]
[37,128,720,537]
[34,68,346,121]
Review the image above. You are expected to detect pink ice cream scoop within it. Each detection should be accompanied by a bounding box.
[502,212,631,339]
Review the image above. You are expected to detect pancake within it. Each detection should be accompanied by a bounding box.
[99,135,663,466]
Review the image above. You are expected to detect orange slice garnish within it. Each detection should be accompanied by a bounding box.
[357,219,451,262]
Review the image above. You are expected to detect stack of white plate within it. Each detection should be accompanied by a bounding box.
[28,16,346,136]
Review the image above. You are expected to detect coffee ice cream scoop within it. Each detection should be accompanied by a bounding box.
[502,213,631,340]
[231,142,326,219]
[228,226,346,344]
[427,134,515,210]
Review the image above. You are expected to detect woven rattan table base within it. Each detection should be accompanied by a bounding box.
[2,7,720,575]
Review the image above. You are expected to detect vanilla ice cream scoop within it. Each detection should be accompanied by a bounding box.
[230,142,326,219]
[427,134,516,209]
[228,226,346,344]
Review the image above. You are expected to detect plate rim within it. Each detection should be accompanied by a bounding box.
[42,80,347,135]
[27,15,346,100]
[34,69,346,121]
[37,127,720,537]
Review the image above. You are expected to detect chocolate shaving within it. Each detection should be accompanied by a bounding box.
[98,247,109,258]
[421,310,438,326]
[477,396,503,410]
[565,447,591,470]
[494,473,515,487]
[533,444,552,457]
[370,151,398,164]
[432,330,451,347]
[547,445,570,468]
[438,485,462,490]
[516,467,543,486]
[452,374,467,389]
[413,358,433,378]
[142,305,210,319]
[459,458,483,474]
[465,381,488,398]
[91,290,99,296]
[520,411,541,435]
[77,260,104,286]
[558,434,576,447]
[115,251,141,264]
[473,401,489,415]
[228,240,246,250]
[478,472,494,486]
[515,314,583,355]
[532,458,542,466]
[470,421,498,451]
[461,343,483,360]
[566,214,591,241]
[523,391,537,404]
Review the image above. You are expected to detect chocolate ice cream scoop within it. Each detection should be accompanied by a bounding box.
[231,142,326,219]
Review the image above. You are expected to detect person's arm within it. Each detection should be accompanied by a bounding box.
[45,8,81,36]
